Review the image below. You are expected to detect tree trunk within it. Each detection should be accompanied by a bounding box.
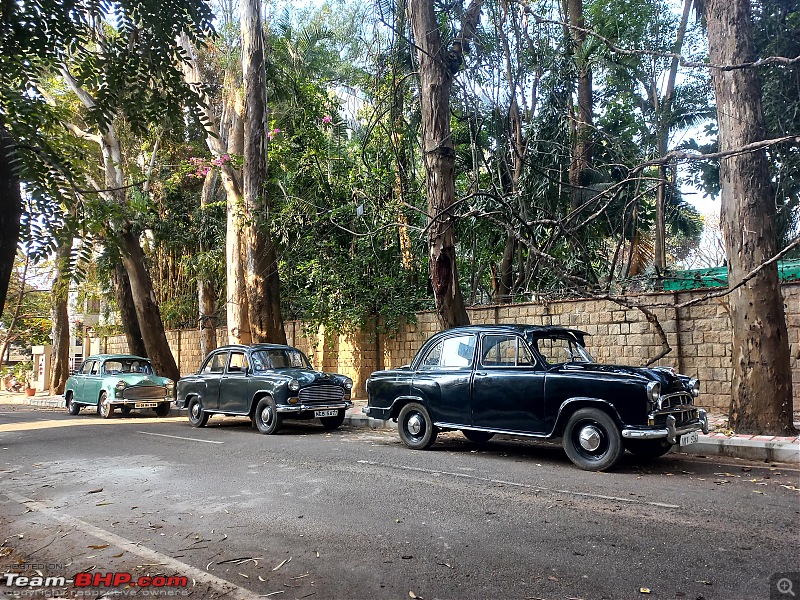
[198,171,218,356]
[49,239,72,394]
[0,124,22,313]
[704,0,795,435]
[112,263,147,357]
[408,0,481,329]
[178,34,252,345]
[567,0,593,211]
[654,0,692,273]
[240,0,286,344]
[120,228,180,382]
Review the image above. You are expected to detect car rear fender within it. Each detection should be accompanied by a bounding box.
[553,398,624,436]
[388,396,427,421]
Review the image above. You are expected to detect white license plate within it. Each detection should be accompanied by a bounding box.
[135,402,158,409]
[315,410,339,418]
[680,431,699,446]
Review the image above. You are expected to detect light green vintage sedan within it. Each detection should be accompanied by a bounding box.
[64,354,174,418]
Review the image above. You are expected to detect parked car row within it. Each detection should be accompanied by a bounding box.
[64,324,708,471]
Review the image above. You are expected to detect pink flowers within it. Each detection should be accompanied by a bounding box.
[267,128,281,140]
[188,156,211,179]
[322,115,332,125]
[211,154,231,167]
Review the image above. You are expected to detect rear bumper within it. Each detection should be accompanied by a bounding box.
[622,409,709,444]
[362,405,391,420]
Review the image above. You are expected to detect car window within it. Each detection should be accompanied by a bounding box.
[90,361,101,375]
[535,337,592,365]
[202,352,228,374]
[419,335,476,369]
[481,335,536,367]
[80,361,94,375]
[228,352,248,373]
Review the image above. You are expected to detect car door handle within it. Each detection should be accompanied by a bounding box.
[475,372,487,377]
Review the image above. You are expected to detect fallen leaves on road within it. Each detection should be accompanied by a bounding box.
[272,557,292,571]
[87,488,103,494]
[87,544,109,550]
[639,588,651,594]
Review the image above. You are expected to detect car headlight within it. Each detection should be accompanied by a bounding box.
[165,380,174,390]
[646,381,661,404]
[343,378,353,391]
[688,378,700,397]
[288,379,300,392]
[115,380,126,391]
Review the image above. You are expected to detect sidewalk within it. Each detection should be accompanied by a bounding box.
[3,390,799,464]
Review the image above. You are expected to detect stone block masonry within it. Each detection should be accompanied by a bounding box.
[92,283,800,414]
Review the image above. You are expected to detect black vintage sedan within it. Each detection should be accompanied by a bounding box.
[364,325,708,471]
[176,344,353,434]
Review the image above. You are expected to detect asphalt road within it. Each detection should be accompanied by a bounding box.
[0,404,798,600]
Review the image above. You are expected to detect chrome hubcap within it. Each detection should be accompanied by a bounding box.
[407,413,423,436]
[191,403,200,419]
[578,425,602,452]
[261,406,273,425]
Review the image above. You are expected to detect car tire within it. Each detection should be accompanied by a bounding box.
[154,402,171,417]
[120,405,132,415]
[562,408,624,471]
[254,397,282,435]
[98,392,114,419]
[398,402,438,450]
[461,430,495,444]
[624,438,673,459]
[320,410,345,431]
[187,398,209,428]
[66,393,80,415]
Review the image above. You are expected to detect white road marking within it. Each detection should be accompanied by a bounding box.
[3,490,261,599]
[137,431,223,444]
[355,460,681,509]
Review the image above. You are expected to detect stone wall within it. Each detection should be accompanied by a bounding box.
[93,283,800,413]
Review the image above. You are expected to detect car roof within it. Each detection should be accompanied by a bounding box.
[211,344,298,351]
[440,324,588,338]
[85,354,150,361]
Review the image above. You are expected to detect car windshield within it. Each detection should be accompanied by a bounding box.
[251,349,311,370]
[103,359,154,375]
[534,337,595,365]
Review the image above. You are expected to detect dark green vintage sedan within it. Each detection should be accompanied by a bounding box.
[365,324,708,471]
[176,344,353,434]
[64,354,174,418]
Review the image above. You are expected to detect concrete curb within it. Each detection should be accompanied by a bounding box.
[12,394,800,465]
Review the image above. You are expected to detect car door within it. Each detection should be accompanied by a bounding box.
[411,333,476,425]
[72,360,94,402]
[218,351,250,413]
[83,360,104,406]
[197,351,228,411]
[470,334,547,433]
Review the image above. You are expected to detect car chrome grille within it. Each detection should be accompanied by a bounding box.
[654,409,698,427]
[123,386,166,400]
[659,392,693,410]
[298,384,344,404]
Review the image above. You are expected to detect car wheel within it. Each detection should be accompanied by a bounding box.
[624,438,673,459]
[187,398,209,428]
[398,402,438,450]
[254,397,282,435]
[320,410,345,431]
[120,405,132,415]
[98,392,114,419]
[66,393,80,415]
[154,402,171,417]
[461,430,495,444]
[562,408,624,471]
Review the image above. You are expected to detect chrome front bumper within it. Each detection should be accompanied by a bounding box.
[276,401,352,414]
[622,409,708,444]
